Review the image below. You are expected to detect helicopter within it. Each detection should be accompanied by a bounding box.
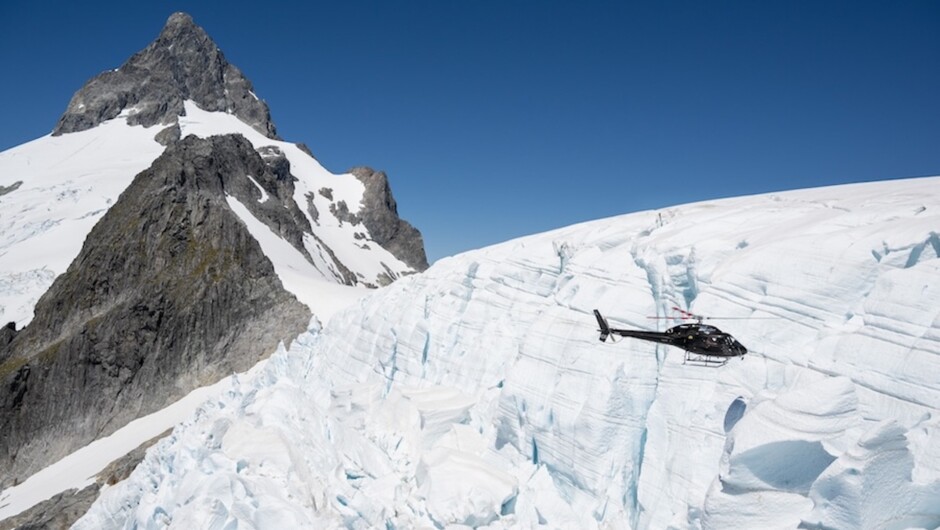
[593,307,749,366]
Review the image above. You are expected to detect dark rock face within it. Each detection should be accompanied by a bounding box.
[53,12,277,139]
[0,484,98,530]
[0,322,15,348]
[0,430,167,530]
[0,181,21,197]
[350,166,429,271]
[0,134,311,488]
[154,124,181,146]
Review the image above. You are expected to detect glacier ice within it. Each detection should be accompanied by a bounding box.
[74,177,940,529]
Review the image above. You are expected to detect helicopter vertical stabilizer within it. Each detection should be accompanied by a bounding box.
[594,310,611,342]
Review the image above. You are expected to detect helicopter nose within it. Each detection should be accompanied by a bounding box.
[735,341,748,356]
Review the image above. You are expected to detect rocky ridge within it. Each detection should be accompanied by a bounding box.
[53,12,277,139]
[0,134,312,488]
[350,166,428,271]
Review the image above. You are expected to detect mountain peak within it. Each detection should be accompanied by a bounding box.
[53,12,278,139]
[165,11,196,29]
[154,12,212,50]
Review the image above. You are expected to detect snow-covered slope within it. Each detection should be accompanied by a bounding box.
[0,100,418,329]
[178,101,416,294]
[0,111,164,326]
[75,176,940,529]
[0,11,424,330]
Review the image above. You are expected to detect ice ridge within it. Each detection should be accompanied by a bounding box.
[74,176,940,529]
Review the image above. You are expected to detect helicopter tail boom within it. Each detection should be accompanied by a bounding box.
[594,309,611,342]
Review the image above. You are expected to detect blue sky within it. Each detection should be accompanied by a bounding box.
[2,1,939,262]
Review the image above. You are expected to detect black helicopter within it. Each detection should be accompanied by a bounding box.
[593,307,748,366]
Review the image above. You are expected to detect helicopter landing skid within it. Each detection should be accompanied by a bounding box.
[682,351,728,367]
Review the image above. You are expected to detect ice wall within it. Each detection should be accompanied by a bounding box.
[76,177,940,529]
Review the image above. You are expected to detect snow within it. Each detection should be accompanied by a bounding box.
[178,101,413,286]
[71,176,940,528]
[246,174,270,202]
[0,100,415,329]
[0,364,255,521]
[226,194,368,320]
[0,113,164,326]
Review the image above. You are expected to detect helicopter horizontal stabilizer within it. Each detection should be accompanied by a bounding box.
[594,309,611,342]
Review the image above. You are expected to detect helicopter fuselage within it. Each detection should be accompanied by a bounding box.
[610,323,748,358]
[594,310,748,360]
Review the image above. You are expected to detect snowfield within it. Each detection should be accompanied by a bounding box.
[0,101,412,329]
[178,102,414,288]
[71,176,940,529]
[0,111,164,326]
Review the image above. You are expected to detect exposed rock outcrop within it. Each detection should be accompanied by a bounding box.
[53,12,277,139]
[0,485,98,530]
[0,134,311,488]
[350,166,429,271]
[0,322,15,350]
[0,430,166,530]
[0,181,21,197]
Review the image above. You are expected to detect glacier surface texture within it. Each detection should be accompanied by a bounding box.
[77,177,940,529]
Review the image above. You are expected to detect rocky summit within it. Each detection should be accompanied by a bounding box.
[53,12,277,139]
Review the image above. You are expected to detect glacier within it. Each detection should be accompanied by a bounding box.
[71,176,940,529]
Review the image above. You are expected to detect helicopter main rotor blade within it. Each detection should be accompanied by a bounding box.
[660,306,778,320]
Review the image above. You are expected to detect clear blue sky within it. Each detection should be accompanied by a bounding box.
[2,1,939,262]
